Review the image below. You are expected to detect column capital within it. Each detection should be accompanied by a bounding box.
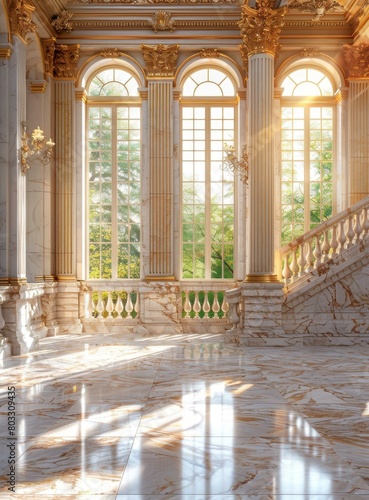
[53,43,80,80]
[239,0,286,58]
[141,44,179,79]
[343,42,369,79]
[8,0,36,44]
[41,38,56,79]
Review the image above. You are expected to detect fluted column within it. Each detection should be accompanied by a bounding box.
[141,44,179,280]
[344,43,369,206]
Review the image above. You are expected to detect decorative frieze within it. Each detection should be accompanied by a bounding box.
[100,48,123,58]
[150,11,175,32]
[200,48,220,58]
[141,44,179,78]
[73,0,238,3]
[7,0,36,43]
[51,10,73,33]
[71,19,237,30]
[54,44,80,79]
[343,43,369,78]
[239,0,286,58]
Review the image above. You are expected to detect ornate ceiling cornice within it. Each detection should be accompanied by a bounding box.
[70,19,238,30]
[73,0,239,3]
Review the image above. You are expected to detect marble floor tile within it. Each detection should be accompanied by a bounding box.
[1,333,369,497]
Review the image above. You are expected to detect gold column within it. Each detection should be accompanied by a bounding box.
[344,43,369,206]
[53,44,80,280]
[141,44,179,280]
[239,0,285,282]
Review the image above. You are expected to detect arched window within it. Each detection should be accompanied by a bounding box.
[87,67,141,279]
[281,67,334,245]
[181,67,237,279]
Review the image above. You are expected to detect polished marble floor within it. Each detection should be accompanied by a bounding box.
[1,331,369,498]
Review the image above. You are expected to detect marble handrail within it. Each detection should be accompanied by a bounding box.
[280,195,369,284]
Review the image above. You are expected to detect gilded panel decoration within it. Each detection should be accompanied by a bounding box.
[54,44,80,79]
[141,44,179,78]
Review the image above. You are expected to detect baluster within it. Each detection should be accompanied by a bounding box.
[212,292,220,318]
[345,215,355,247]
[330,225,338,259]
[282,253,292,283]
[362,208,369,235]
[134,293,139,317]
[291,248,299,281]
[96,292,105,318]
[221,295,229,316]
[193,292,201,318]
[338,220,346,253]
[115,294,123,318]
[126,292,133,318]
[228,302,240,330]
[321,230,331,263]
[305,241,314,272]
[86,292,94,319]
[203,292,210,318]
[106,292,114,318]
[297,242,307,276]
[313,235,322,268]
[183,291,191,318]
[354,212,363,242]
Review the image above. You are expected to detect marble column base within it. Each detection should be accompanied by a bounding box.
[56,282,83,334]
[239,282,293,346]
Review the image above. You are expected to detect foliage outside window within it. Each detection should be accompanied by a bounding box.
[281,68,334,246]
[87,68,141,279]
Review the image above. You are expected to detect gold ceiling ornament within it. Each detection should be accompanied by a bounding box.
[53,44,80,79]
[239,0,286,58]
[150,11,175,32]
[343,43,369,78]
[141,44,179,78]
[287,0,345,22]
[42,37,56,77]
[8,0,36,43]
[51,10,73,33]
[200,48,220,58]
[100,48,124,57]
[300,47,321,57]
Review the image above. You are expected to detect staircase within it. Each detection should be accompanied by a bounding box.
[280,195,369,345]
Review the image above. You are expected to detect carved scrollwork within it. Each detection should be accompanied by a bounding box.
[8,0,36,43]
[200,48,220,58]
[100,48,124,57]
[54,44,80,79]
[141,43,179,78]
[51,10,73,33]
[300,47,321,57]
[150,11,175,32]
[239,0,286,58]
[343,43,369,78]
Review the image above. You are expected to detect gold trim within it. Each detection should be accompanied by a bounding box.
[9,277,28,286]
[145,275,176,281]
[29,82,47,93]
[243,274,281,283]
[75,89,87,102]
[335,88,348,103]
[57,275,78,282]
[0,48,12,59]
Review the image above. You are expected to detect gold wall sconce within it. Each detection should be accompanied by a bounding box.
[20,122,55,174]
[223,143,249,184]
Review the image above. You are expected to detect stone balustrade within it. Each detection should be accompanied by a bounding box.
[280,196,369,286]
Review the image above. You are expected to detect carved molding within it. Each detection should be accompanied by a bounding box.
[51,10,73,33]
[287,0,345,23]
[150,11,175,32]
[344,43,369,78]
[8,0,36,43]
[29,82,47,93]
[100,48,124,57]
[200,48,220,58]
[0,48,12,58]
[74,0,238,3]
[71,19,237,30]
[300,47,321,57]
[54,44,80,79]
[41,37,56,77]
[141,44,179,78]
[239,0,286,58]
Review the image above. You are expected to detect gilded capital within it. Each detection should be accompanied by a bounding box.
[141,44,179,78]
[343,43,369,78]
[8,0,36,43]
[54,44,80,79]
[42,37,56,77]
[239,0,286,58]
